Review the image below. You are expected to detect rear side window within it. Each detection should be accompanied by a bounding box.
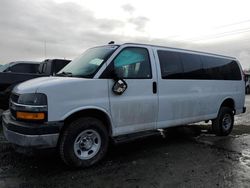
[158,50,242,80]
[157,50,183,79]
[202,56,241,80]
[229,61,242,80]
[180,53,203,79]
[158,51,203,79]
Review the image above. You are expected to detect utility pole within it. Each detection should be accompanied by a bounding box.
[44,40,47,59]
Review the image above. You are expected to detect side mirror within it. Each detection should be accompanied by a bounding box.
[112,79,128,95]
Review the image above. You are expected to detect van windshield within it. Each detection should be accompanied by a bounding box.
[57,46,118,78]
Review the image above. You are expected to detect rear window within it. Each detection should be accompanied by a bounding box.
[54,60,70,73]
[9,63,39,73]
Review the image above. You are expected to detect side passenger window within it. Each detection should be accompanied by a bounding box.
[113,48,152,79]
[180,53,203,79]
[157,50,183,79]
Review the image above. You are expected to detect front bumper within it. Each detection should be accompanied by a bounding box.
[2,110,63,148]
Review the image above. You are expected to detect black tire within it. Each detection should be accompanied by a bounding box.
[212,107,234,136]
[59,117,109,168]
[246,87,250,95]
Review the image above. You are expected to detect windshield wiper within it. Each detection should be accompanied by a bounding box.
[56,71,73,77]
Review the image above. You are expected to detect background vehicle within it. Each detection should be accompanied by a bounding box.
[0,61,40,73]
[0,59,70,109]
[2,43,246,168]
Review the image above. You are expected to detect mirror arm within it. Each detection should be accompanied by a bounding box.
[111,69,120,81]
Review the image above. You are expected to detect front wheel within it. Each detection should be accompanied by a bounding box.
[59,117,109,168]
[212,107,234,136]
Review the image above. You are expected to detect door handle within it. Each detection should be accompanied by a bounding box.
[153,82,157,94]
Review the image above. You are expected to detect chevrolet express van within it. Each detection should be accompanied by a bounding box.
[2,43,246,168]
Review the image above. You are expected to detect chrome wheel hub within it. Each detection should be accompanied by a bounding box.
[79,138,93,150]
[74,129,101,160]
[222,114,232,131]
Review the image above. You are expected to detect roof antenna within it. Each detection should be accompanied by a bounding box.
[108,41,115,44]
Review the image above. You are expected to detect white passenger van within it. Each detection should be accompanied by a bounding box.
[2,43,246,168]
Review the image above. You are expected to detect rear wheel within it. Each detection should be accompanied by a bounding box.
[212,107,234,136]
[246,86,250,94]
[59,117,109,168]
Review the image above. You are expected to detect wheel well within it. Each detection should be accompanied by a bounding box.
[220,98,235,112]
[62,109,112,136]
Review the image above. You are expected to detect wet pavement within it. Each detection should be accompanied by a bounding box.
[0,96,249,187]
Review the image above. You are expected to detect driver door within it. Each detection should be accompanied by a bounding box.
[106,46,158,136]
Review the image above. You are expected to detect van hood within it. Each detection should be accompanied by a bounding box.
[12,76,109,122]
[13,76,88,94]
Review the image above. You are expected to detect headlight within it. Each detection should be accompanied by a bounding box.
[10,93,48,121]
[18,93,47,105]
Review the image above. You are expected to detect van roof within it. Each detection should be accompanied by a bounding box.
[121,43,236,60]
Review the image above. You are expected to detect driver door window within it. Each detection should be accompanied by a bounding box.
[114,47,152,79]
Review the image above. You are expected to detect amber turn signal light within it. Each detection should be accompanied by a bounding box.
[16,112,45,120]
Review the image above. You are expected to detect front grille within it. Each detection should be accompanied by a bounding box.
[10,109,16,119]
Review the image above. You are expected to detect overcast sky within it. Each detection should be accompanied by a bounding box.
[0,0,250,70]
